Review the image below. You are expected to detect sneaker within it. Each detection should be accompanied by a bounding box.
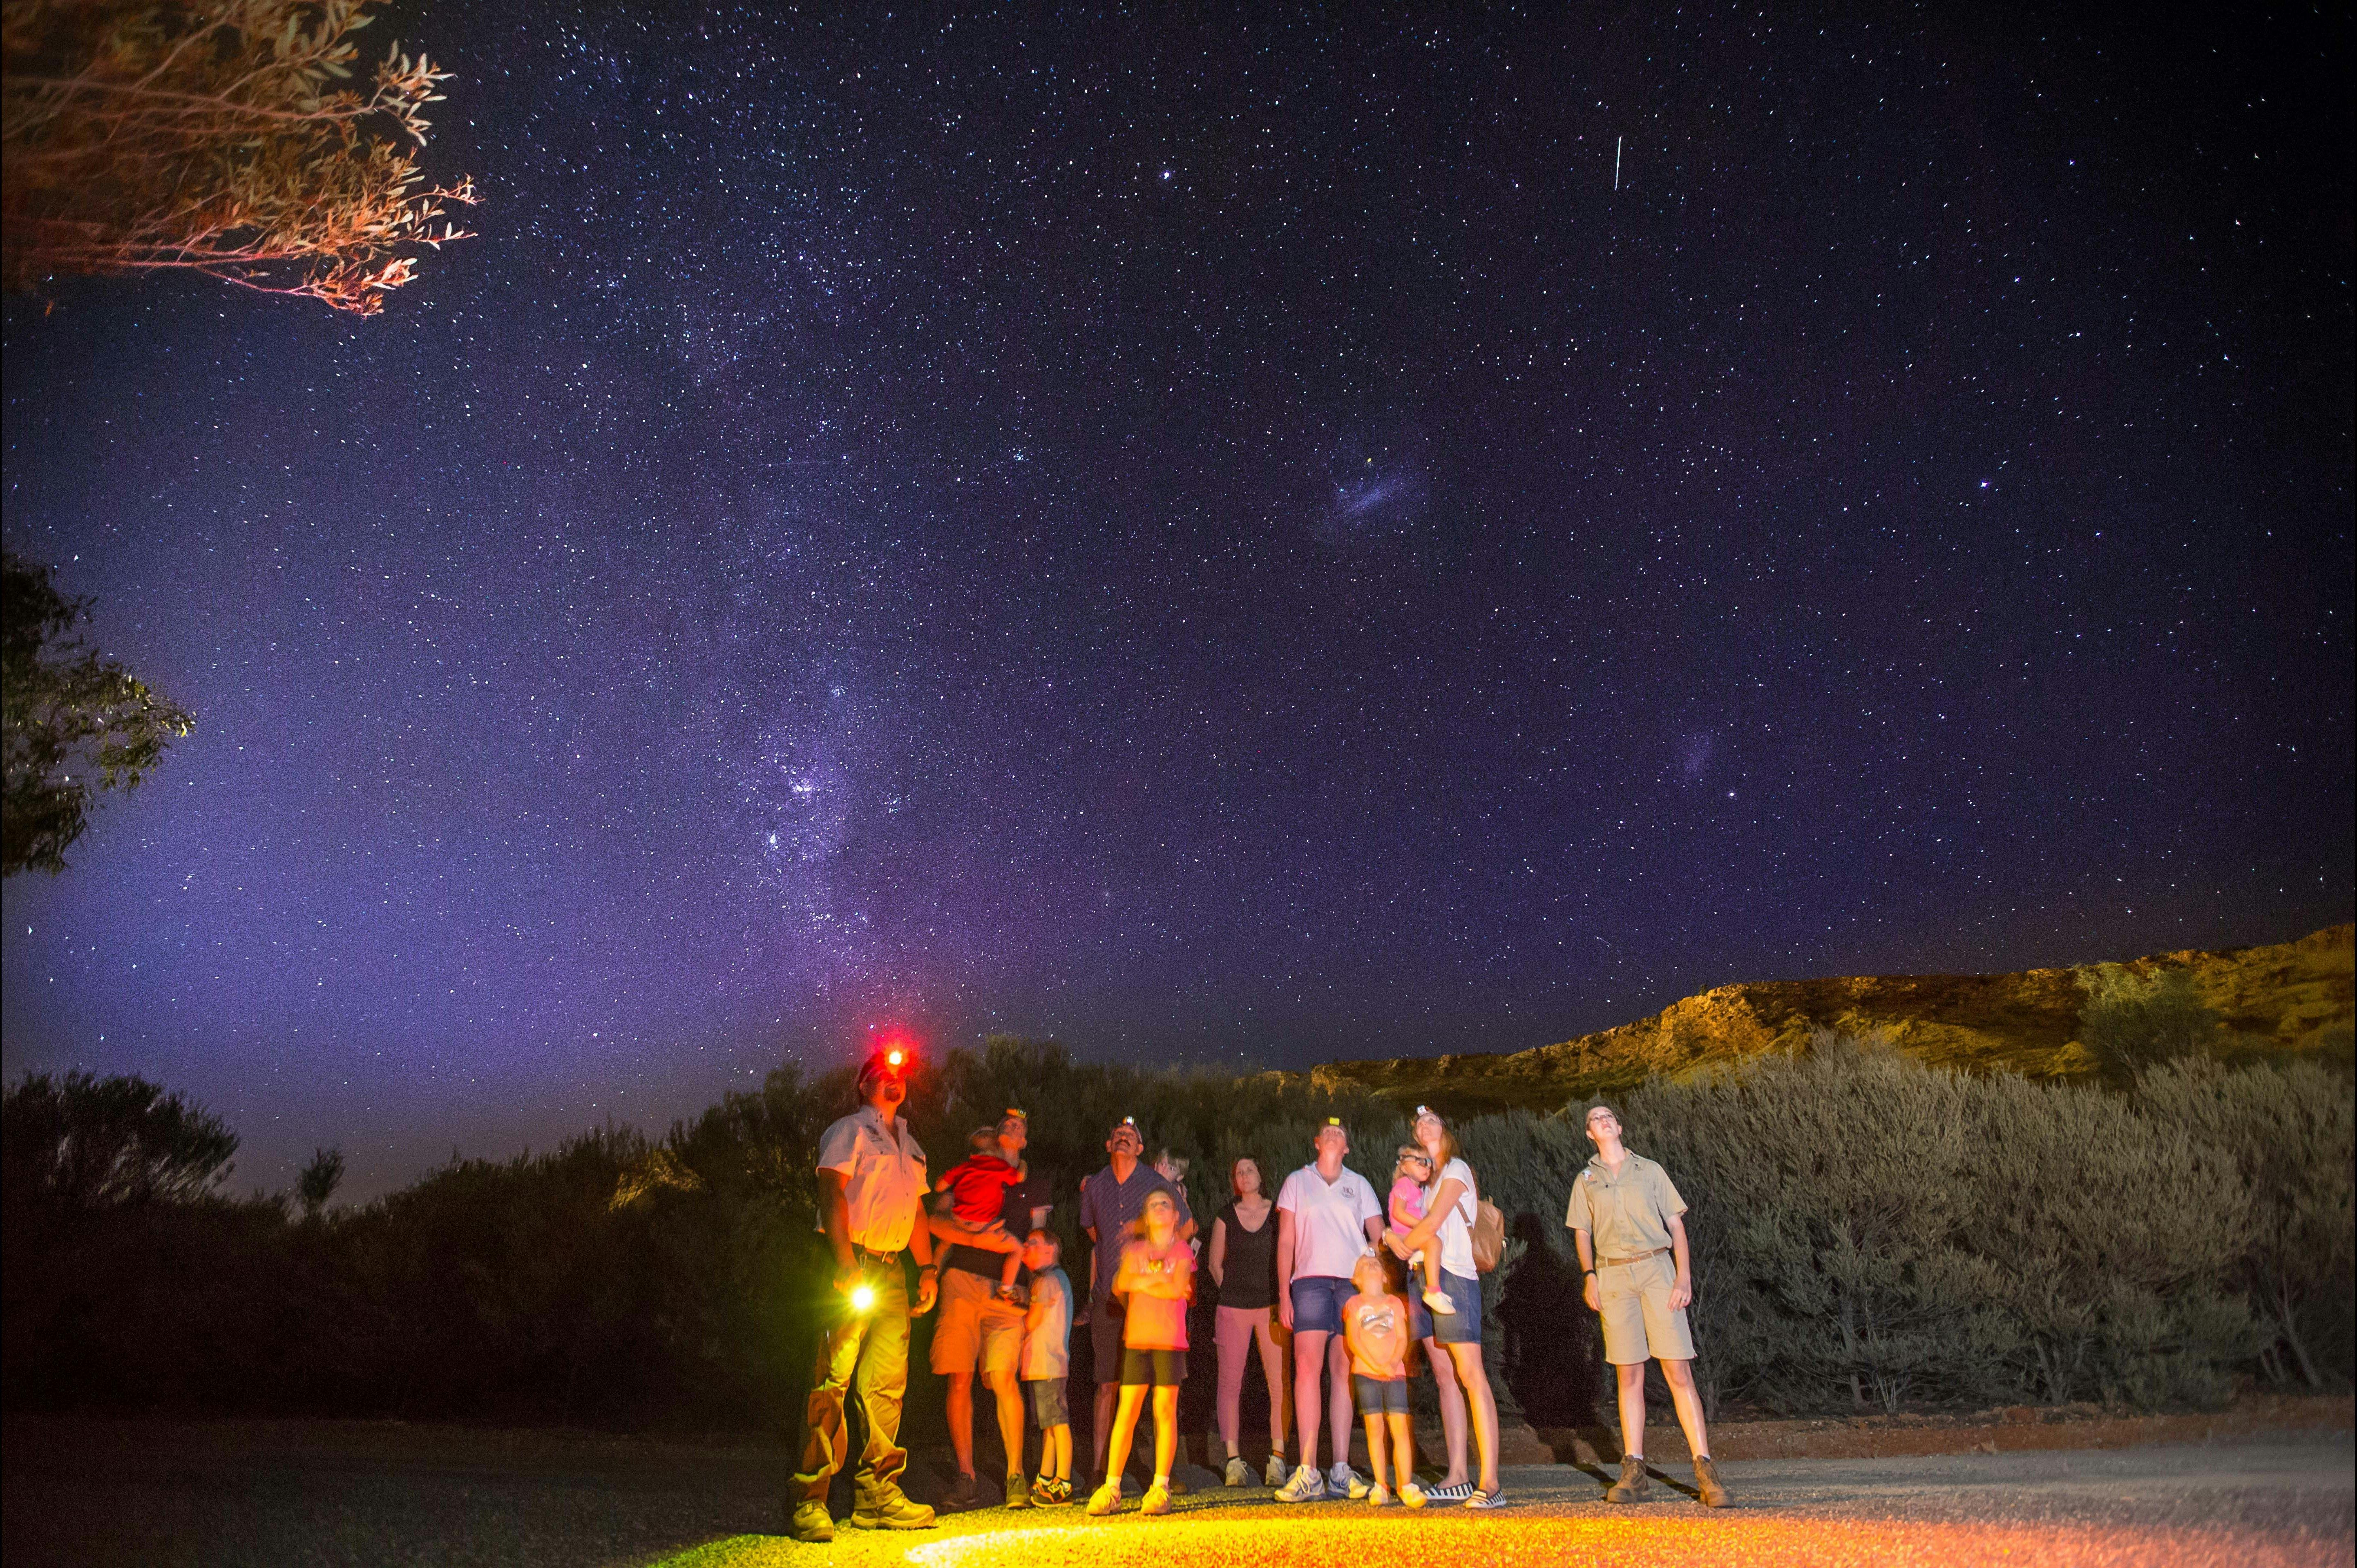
[1422,1480,1474,1503]
[1275,1463,1327,1503]
[1399,1480,1428,1509]
[1465,1485,1507,1510]
[1367,1482,1393,1507]
[1693,1456,1732,1508]
[788,1501,836,1542]
[1606,1455,1651,1504]
[1224,1455,1250,1488]
[1086,1481,1123,1516]
[1329,1463,1370,1501]
[1005,1473,1029,1508]
[944,1472,982,1512]
[848,1490,937,1530]
[1422,1287,1457,1314]
[1264,1453,1289,1488]
[1140,1480,1172,1516]
[1030,1476,1057,1508]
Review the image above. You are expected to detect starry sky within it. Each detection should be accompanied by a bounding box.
[3,3,2350,1199]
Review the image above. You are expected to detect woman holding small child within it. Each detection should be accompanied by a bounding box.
[1384,1105,1505,1509]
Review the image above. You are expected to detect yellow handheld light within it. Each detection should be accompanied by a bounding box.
[850,1283,877,1312]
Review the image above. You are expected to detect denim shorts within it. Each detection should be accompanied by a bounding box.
[1288,1274,1354,1335]
[1352,1373,1410,1416]
[1408,1268,1483,1345]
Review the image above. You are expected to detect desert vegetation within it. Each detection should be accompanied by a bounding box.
[5,993,2349,1436]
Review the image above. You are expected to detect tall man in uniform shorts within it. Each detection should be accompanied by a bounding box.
[1564,1101,1731,1508]
[789,1049,942,1543]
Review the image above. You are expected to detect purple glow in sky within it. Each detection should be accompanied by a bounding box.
[4,3,2350,1198]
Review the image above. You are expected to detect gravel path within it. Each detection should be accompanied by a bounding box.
[4,1419,2347,1568]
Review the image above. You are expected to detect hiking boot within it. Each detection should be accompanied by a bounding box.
[1275,1463,1327,1503]
[1693,1455,1732,1508]
[1606,1456,1651,1503]
[848,1490,936,1530]
[943,1472,981,1512]
[1140,1480,1173,1515]
[788,1501,836,1542]
[1005,1473,1029,1508]
[1224,1455,1250,1487]
[1264,1452,1289,1488]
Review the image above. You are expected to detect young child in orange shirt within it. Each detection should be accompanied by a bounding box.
[1342,1250,1425,1508]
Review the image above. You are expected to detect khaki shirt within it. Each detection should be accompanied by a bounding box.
[815,1106,928,1253]
[1564,1151,1685,1260]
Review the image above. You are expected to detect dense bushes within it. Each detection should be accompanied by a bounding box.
[4,1037,2348,1432]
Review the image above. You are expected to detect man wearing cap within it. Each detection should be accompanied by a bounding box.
[1273,1117,1384,1503]
[928,1109,1055,1510]
[789,1049,941,1543]
[1565,1101,1730,1508]
[1075,1116,1193,1489]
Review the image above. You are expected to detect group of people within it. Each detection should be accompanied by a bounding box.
[786,1046,1729,1543]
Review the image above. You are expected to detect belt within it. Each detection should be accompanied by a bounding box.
[1599,1247,1669,1268]
[855,1246,903,1264]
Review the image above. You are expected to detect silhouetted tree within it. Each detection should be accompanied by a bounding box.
[2,1071,238,1206]
[297,1147,346,1219]
[1,0,475,314]
[2,552,193,877]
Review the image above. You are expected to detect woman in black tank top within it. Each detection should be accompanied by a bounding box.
[1209,1158,1289,1485]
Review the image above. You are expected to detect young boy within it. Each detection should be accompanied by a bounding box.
[936,1122,1029,1301]
[1388,1146,1456,1315]
[1341,1250,1425,1508]
[1019,1230,1075,1506]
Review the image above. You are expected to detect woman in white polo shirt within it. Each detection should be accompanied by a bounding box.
[1272,1117,1383,1503]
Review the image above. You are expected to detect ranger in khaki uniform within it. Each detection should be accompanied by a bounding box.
[1564,1102,1730,1508]
[790,1048,941,1542]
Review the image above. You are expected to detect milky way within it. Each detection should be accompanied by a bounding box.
[3,4,2349,1196]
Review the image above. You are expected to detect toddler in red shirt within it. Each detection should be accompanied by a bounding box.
[935,1125,1028,1300]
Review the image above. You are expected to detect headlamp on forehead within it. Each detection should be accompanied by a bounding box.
[1416,1105,1432,1117]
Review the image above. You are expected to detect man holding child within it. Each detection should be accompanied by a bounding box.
[928,1109,1054,1510]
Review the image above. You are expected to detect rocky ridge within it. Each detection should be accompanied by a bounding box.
[1310,924,2355,1118]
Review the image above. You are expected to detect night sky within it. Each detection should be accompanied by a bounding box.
[4,4,2350,1199]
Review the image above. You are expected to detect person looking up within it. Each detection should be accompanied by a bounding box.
[1018,1230,1076,1508]
[1273,1118,1382,1504]
[1384,1106,1505,1508]
[1209,1156,1289,1488]
[927,1108,1052,1510]
[935,1121,1030,1301]
[1086,1190,1195,1518]
[788,1049,939,1543]
[1076,1117,1192,1491]
[1342,1249,1424,1508]
[1566,1101,1730,1509]
[1387,1145,1457,1316]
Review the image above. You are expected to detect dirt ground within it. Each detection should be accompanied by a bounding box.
[4,1416,2350,1568]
